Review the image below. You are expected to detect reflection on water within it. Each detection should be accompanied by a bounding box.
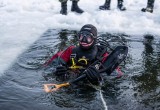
[0,29,160,110]
[132,35,160,109]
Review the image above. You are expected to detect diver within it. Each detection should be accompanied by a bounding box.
[43,24,128,92]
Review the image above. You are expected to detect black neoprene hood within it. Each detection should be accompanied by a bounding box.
[80,24,97,37]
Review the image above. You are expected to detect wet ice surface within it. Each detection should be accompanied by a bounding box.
[0,30,159,110]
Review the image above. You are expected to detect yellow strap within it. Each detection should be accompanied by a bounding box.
[69,65,83,69]
[69,58,88,69]
[71,58,76,66]
[78,58,88,65]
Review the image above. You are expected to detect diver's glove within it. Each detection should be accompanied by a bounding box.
[83,66,101,85]
[54,65,68,76]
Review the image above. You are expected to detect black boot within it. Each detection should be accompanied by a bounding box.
[71,1,84,13]
[99,0,111,10]
[60,2,67,15]
[117,0,126,11]
[141,0,154,13]
[141,7,153,13]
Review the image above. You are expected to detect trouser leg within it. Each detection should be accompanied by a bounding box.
[147,0,155,9]
[59,0,68,15]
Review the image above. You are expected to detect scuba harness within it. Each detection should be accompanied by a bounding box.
[57,37,126,76]
[69,53,88,70]
[68,41,109,71]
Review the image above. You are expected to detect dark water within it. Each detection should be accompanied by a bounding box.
[0,29,160,110]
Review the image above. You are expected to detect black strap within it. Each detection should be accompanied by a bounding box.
[96,45,108,61]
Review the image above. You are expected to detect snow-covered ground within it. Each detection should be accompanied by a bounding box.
[0,0,160,75]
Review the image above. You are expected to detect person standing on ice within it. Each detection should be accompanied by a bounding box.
[99,0,126,11]
[59,0,84,15]
[141,0,155,13]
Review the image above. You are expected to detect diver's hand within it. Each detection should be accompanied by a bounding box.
[55,65,67,76]
[84,66,101,85]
